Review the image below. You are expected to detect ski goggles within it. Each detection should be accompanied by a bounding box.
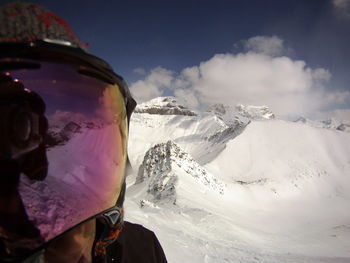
[0,41,136,261]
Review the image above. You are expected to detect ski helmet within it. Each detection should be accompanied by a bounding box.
[0,2,136,261]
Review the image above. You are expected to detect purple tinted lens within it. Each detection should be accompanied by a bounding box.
[0,61,128,257]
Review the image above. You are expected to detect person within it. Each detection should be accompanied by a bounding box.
[0,2,167,263]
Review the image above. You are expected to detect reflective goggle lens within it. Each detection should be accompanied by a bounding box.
[0,61,128,259]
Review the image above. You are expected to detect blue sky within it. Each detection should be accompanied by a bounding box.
[3,0,350,119]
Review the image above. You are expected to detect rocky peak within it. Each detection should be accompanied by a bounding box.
[295,117,307,123]
[337,123,350,132]
[207,103,274,127]
[134,97,197,116]
[209,103,227,116]
[235,104,275,120]
[46,122,82,147]
[321,118,343,130]
[136,141,225,203]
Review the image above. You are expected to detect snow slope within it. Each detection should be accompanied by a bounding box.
[125,97,350,263]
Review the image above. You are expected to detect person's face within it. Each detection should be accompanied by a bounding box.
[44,219,96,263]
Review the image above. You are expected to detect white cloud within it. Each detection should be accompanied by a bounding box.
[133,68,146,75]
[332,0,350,19]
[314,108,350,122]
[130,36,350,117]
[174,88,200,109]
[333,0,350,8]
[243,36,285,56]
[130,67,174,102]
[182,52,338,116]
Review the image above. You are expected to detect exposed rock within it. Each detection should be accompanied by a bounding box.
[206,118,249,143]
[46,122,81,147]
[337,123,350,132]
[136,141,225,204]
[295,117,350,132]
[60,122,81,141]
[209,103,226,116]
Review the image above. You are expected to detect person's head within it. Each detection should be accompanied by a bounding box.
[0,2,136,262]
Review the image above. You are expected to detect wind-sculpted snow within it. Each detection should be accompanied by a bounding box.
[135,141,225,205]
[134,97,197,116]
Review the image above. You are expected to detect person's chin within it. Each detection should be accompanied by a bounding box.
[44,219,96,263]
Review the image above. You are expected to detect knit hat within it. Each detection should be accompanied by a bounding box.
[0,2,86,49]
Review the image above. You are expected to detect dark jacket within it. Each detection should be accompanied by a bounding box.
[106,222,167,263]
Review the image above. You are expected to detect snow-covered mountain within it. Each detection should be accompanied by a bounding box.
[295,116,350,132]
[134,140,225,204]
[207,103,274,126]
[134,97,197,116]
[125,97,350,263]
[337,123,350,132]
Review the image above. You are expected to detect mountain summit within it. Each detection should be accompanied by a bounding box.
[134,97,197,116]
[236,104,275,120]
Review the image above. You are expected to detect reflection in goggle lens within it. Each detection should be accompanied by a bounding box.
[0,61,128,260]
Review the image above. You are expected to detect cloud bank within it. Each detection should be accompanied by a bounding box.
[133,67,146,75]
[130,36,350,118]
[242,35,286,57]
[130,67,173,101]
[332,0,350,19]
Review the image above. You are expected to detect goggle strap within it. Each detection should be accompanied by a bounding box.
[94,209,124,259]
